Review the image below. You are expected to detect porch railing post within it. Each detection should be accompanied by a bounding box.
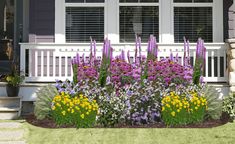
[20,44,26,77]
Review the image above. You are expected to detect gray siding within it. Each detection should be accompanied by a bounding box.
[29,0,55,42]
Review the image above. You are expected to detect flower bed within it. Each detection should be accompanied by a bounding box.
[33,36,232,128]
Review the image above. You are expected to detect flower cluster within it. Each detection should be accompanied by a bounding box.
[110,59,133,85]
[96,85,129,127]
[127,80,163,125]
[51,92,98,128]
[154,59,193,85]
[161,91,207,126]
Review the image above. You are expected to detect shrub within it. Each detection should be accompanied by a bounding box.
[202,85,222,120]
[161,91,207,126]
[223,93,235,120]
[51,92,98,128]
[34,85,58,120]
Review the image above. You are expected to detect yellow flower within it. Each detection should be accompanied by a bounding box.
[166,104,170,108]
[171,111,176,117]
[71,109,74,114]
[56,103,61,107]
[80,114,85,119]
[67,108,71,112]
[52,106,56,110]
[62,111,66,116]
[162,107,165,111]
[75,106,80,111]
[86,112,90,115]
[177,109,180,113]
[195,107,198,110]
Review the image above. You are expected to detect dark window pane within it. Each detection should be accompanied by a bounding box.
[174,0,213,3]
[120,6,159,43]
[174,7,212,42]
[65,0,104,3]
[0,0,14,61]
[66,7,104,43]
[120,0,158,3]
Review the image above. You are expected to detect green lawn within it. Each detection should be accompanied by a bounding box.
[23,121,235,144]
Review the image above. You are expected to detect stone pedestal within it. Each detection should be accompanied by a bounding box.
[227,39,235,93]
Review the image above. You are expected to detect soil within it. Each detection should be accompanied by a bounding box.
[24,113,232,129]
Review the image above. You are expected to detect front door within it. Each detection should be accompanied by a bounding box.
[0,0,14,74]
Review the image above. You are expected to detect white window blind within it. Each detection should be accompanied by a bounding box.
[119,6,159,43]
[174,7,212,42]
[65,0,104,3]
[120,0,158,2]
[174,0,212,2]
[66,7,104,43]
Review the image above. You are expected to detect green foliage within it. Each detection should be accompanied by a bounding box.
[51,93,98,128]
[72,64,78,84]
[193,59,202,85]
[223,93,235,120]
[34,85,58,120]
[202,85,223,120]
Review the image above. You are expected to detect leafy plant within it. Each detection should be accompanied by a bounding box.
[223,93,235,120]
[202,85,223,120]
[34,85,58,120]
[5,61,24,86]
[51,93,98,128]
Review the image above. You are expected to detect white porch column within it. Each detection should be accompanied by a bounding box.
[105,0,119,44]
[159,0,174,43]
[213,0,224,42]
[55,0,65,43]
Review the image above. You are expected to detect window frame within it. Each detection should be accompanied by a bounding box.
[55,0,223,44]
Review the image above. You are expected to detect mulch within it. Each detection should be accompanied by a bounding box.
[24,113,232,129]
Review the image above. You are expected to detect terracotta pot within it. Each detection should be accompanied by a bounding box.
[6,84,19,97]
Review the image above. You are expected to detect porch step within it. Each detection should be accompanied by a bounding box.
[0,97,21,120]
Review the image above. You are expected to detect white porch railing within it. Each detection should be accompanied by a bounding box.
[20,43,228,83]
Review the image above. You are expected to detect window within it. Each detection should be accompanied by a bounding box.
[174,0,213,42]
[55,0,222,43]
[174,7,212,42]
[65,1,104,43]
[119,1,159,43]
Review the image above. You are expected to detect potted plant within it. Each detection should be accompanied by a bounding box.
[5,62,25,97]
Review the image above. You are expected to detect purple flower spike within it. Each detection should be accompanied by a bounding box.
[94,40,96,59]
[170,51,174,61]
[127,50,130,63]
[76,53,80,64]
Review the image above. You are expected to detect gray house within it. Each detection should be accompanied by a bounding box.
[0,0,235,115]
